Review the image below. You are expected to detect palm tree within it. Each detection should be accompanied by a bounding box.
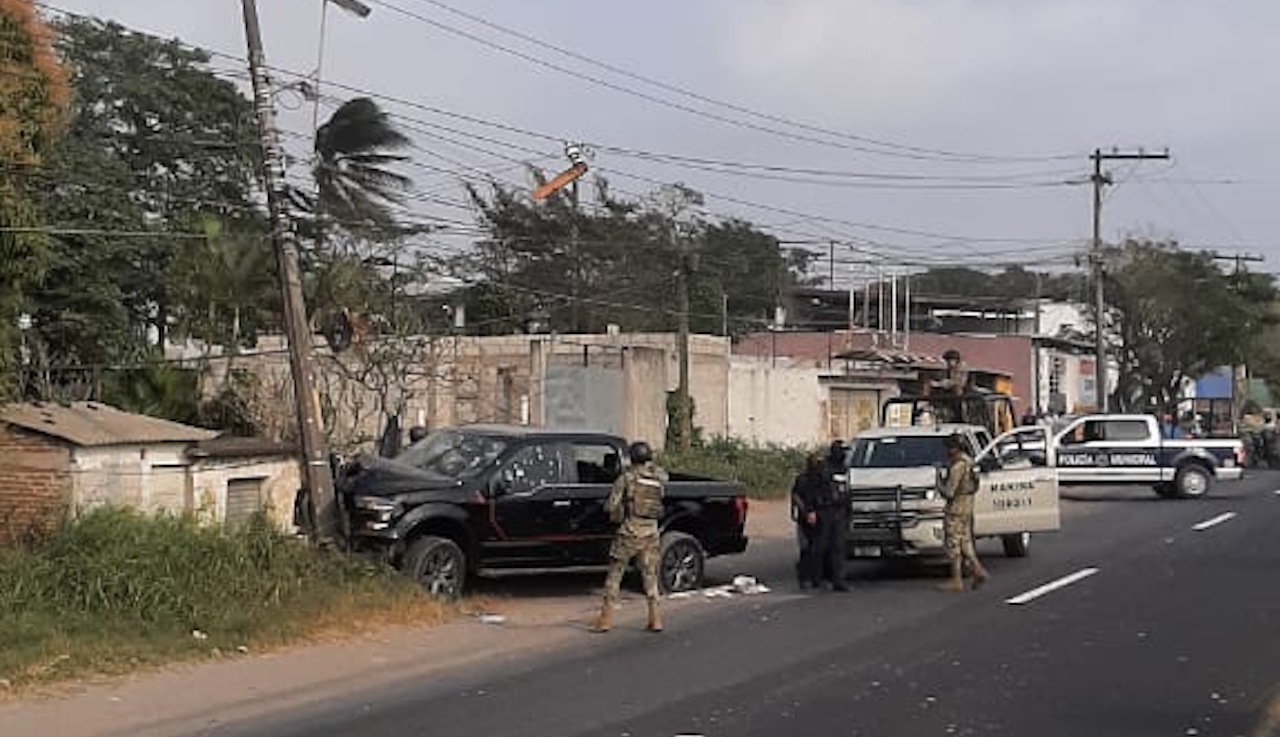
[310,97,413,244]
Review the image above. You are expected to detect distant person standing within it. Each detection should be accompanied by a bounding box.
[939,433,989,593]
[593,441,668,633]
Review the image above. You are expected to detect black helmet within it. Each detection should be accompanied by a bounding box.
[629,441,653,464]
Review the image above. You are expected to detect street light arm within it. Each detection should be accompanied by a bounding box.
[328,0,371,17]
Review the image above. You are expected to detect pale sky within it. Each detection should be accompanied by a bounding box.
[45,0,1280,284]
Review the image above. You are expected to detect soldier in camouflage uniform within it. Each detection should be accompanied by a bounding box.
[940,433,989,592]
[592,441,669,633]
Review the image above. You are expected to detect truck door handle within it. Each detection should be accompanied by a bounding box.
[553,500,572,507]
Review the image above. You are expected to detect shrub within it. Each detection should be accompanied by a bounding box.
[660,436,810,499]
[0,507,446,686]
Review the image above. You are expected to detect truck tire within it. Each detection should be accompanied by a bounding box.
[1173,464,1212,499]
[658,531,705,594]
[1002,532,1031,558]
[403,535,466,600]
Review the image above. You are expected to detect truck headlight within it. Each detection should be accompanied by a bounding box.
[353,496,401,524]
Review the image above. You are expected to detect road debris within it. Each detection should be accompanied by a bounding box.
[476,614,507,625]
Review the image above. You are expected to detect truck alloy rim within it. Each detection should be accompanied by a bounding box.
[664,546,699,591]
[422,549,461,595]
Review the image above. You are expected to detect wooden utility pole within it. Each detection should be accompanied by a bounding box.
[1090,147,1170,412]
[241,0,339,545]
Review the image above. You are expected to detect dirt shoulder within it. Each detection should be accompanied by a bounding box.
[0,500,795,737]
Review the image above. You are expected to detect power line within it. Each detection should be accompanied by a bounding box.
[375,0,1079,164]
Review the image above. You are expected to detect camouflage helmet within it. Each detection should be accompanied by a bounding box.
[629,441,654,464]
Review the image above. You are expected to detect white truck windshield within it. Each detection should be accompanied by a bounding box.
[850,436,949,469]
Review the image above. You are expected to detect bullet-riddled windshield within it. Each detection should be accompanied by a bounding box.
[849,436,950,469]
[396,430,509,479]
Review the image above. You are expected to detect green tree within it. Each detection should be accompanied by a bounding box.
[167,218,278,352]
[456,175,813,336]
[1100,240,1277,411]
[28,16,262,369]
[0,0,69,398]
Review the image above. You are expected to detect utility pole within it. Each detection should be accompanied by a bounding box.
[827,241,835,369]
[1209,250,1266,427]
[674,221,692,451]
[1090,147,1170,412]
[241,0,339,545]
[569,178,583,333]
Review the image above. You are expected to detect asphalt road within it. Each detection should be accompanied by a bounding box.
[223,474,1280,737]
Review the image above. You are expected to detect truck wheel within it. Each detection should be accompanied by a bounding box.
[1002,532,1031,558]
[403,535,466,600]
[659,532,705,594]
[1173,465,1212,499]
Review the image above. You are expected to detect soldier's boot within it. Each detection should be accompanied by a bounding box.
[591,600,613,633]
[971,561,990,590]
[938,560,965,593]
[646,600,663,633]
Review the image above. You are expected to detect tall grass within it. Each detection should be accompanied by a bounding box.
[661,437,810,499]
[0,507,447,687]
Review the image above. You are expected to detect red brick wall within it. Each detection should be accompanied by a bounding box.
[0,424,72,546]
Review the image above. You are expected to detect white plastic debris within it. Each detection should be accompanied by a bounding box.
[191,629,208,641]
[236,645,249,654]
[477,614,507,625]
[732,575,771,595]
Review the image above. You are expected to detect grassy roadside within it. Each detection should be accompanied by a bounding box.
[0,508,460,691]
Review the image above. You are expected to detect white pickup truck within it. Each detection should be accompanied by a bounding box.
[840,423,1060,560]
[1049,413,1245,499]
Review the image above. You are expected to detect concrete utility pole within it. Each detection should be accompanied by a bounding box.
[674,221,692,451]
[1090,147,1170,412]
[241,0,339,545]
[1209,251,1266,425]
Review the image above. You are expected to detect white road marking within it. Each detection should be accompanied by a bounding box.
[1273,489,1280,496]
[1192,512,1237,531]
[1005,568,1100,606]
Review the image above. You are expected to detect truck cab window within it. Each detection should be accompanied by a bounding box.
[570,443,623,484]
[501,444,562,494]
[1101,420,1150,441]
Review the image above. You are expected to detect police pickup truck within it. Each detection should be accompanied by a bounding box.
[1051,413,1244,499]
[841,424,1060,560]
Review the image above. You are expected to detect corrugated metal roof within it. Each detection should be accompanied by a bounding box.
[0,402,218,447]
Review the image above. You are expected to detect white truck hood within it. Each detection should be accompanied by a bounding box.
[846,466,939,491]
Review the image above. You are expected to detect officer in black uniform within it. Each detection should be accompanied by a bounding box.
[792,442,850,591]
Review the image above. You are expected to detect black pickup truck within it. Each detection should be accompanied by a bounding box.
[321,424,750,598]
